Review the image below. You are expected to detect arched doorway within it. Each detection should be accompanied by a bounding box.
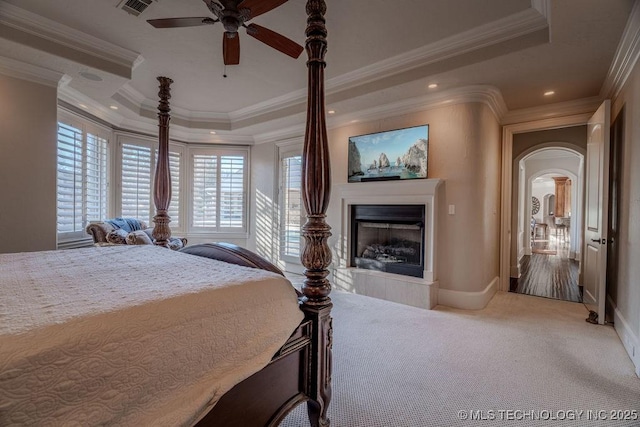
[511,146,585,302]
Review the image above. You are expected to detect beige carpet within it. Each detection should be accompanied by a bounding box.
[280,290,640,426]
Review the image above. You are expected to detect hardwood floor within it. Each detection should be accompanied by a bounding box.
[512,234,582,303]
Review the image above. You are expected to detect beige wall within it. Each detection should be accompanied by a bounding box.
[611,59,640,344]
[0,75,58,253]
[250,101,502,295]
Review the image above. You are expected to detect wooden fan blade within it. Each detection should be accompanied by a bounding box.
[223,32,240,65]
[147,17,215,28]
[238,0,288,19]
[246,23,303,59]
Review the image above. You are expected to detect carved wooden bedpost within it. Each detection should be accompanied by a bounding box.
[301,1,332,426]
[153,76,173,247]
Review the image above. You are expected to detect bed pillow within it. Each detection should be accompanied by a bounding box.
[106,228,128,245]
[143,228,154,240]
[126,230,154,245]
[167,237,185,251]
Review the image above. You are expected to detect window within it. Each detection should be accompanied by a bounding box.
[56,119,108,240]
[121,143,152,223]
[117,136,182,228]
[280,154,303,259]
[190,148,247,232]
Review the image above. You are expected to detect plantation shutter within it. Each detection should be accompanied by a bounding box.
[168,151,181,227]
[56,122,108,237]
[280,155,303,257]
[192,154,218,228]
[219,155,245,228]
[154,149,182,228]
[121,143,152,224]
[56,123,84,234]
[85,133,108,223]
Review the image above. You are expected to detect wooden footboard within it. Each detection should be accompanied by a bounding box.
[196,320,313,427]
[183,242,330,427]
[179,242,288,278]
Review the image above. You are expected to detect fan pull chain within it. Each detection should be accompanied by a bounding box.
[223,64,228,78]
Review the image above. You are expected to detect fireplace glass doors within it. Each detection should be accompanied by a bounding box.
[350,204,425,278]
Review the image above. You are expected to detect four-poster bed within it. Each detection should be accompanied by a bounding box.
[0,1,332,426]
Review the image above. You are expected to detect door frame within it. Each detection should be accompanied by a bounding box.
[499,113,592,291]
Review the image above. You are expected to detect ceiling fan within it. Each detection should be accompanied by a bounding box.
[147,0,304,65]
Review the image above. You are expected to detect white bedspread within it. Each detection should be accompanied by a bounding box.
[0,245,304,426]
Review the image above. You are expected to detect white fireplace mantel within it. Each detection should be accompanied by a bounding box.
[334,178,443,309]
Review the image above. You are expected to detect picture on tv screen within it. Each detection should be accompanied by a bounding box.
[348,124,428,183]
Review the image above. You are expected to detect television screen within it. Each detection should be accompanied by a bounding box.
[348,125,428,183]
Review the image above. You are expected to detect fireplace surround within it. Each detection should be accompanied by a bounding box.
[351,204,425,278]
[336,179,442,309]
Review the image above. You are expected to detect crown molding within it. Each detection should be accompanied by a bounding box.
[115,83,232,130]
[58,84,125,125]
[0,1,142,77]
[338,85,507,125]
[118,5,547,128]
[326,6,548,94]
[600,0,640,100]
[59,81,254,144]
[0,55,66,87]
[254,85,507,145]
[116,111,255,145]
[501,96,602,125]
[531,0,551,22]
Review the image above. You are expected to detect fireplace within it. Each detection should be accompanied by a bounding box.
[336,179,441,309]
[351,205,425,278]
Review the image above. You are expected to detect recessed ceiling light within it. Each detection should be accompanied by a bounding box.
[109,105,118,110]
[328,110,335,114]
[428,83,438,89]
[544,90,555,96]
[350,120,358,123]
[210,131,217,134]
[79,71,103,82]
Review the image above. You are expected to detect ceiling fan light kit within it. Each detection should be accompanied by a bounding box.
[147,0,303,65]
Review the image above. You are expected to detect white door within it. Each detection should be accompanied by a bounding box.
[582,100,610,325]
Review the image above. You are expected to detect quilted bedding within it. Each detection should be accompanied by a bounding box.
[0,245,303,426]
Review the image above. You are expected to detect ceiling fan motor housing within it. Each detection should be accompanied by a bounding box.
[221,11,241,33]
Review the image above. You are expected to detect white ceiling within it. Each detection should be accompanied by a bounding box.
[0,0,635,142]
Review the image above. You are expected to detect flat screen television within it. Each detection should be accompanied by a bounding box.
[347,124,428,183]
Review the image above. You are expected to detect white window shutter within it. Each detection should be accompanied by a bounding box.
[121,143,152,224]
[168,151,181,227]
[219,155,245,228]
[280,155,303,257]
[85,133,108,224]
[154,149,182,228]
[57,122,84,234]
[192,154,218,228]
[56,122,108,237]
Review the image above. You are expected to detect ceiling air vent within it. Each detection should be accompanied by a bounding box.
[118,0,154,17]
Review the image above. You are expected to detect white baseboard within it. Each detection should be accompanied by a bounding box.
[608,295,640,377]
[438,276,499,310]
